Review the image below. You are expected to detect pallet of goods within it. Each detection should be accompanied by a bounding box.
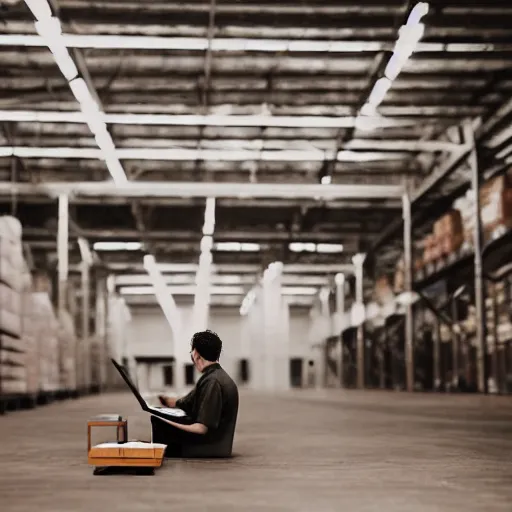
[0,217,26,407]
[22,292,39,397]
[31,292,60,395]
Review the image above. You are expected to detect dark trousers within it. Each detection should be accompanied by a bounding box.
[150,416,205,457]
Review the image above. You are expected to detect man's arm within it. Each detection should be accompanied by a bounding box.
[160,387,195,412]
[155,416,208,435]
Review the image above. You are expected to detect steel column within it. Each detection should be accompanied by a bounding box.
[451,299,459,388]
[469,139,487,394]
[57,194,69,321]
[402,192,414,392]
[353,254,365,389]
[335,273,345,387]
[81,261,91,391]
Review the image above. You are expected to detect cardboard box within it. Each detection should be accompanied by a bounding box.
[480,173,512,240]
[442,210,463,237]
[439,232,464,255]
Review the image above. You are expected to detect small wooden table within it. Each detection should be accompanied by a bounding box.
[87,414,166,475]
[87,414,128,452]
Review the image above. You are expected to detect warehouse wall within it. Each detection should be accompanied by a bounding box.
[128,304,312,386]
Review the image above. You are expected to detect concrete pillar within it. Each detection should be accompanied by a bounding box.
[247,286,264,390]
[81,261,91,391]
[95,276,108,389]
[276,296,290,391]
[308,303,325,388]
[262,262,282,391]
[57,194,68,321]
[403,192,415,392]
[352,253,366,389]
[245,261,290,391]
[335,273,345,387]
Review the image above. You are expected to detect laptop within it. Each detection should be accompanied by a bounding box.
[111,358,193,425]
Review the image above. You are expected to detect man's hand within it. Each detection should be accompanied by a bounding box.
[158,395,177,408]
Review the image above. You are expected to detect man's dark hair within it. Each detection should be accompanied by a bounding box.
[191,330,222,362]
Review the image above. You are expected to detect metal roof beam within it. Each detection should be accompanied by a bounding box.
[0,34,506,53]
[114,273,331,287]
[0,181,404,199]
[22,227,366,244]
[124,294,314,308]
[0,196,402,208]
[69,262,354,275]
[0,110,414,129]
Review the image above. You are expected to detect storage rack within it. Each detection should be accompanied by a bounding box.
[360,118,512,395]
[0,222,28,414]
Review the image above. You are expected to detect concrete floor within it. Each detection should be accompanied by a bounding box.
[0,390,511,512]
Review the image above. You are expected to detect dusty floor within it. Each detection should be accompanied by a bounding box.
[0,389,511,512]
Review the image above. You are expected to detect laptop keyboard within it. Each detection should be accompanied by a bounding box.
[149,406,186,417]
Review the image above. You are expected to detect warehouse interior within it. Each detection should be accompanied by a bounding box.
[1,1,512,510]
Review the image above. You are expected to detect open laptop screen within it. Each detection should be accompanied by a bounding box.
[111,358,149,411]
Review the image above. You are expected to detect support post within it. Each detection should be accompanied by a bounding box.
[95,275,107,390]
[319,287,331,387]
[468,136,487,393]
[81,261,91,391]
[402,192,414,391]
[335,273,345,387]
[57,194,69,321]
[451,299,459,389]
[433,317,440,391]
[352,253,365,389]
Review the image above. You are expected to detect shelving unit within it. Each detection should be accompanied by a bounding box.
[0,218,26,413]
[361,119,512,394]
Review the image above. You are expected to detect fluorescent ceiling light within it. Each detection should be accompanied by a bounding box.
[93,241,142,251]
[368,78,392,108]
[77,237,93,266]
[407,2,429,26]
[214,242,261,252]
[289,242,343,253]
[143,253,182,340]
[0,110,413,129]
[202,197,216,236]
[69,78,100,114]
[289,242,317,253]
[11,146,100,159]
[24,0,53,21]
[359,103,377,117]
[316,243,344,254]
[200,235,214,253]
[35,18,78,81]
[240,289,256,315]
[385,24,425,80]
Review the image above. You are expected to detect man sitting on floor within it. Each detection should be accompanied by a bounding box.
[152,330,239,458]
